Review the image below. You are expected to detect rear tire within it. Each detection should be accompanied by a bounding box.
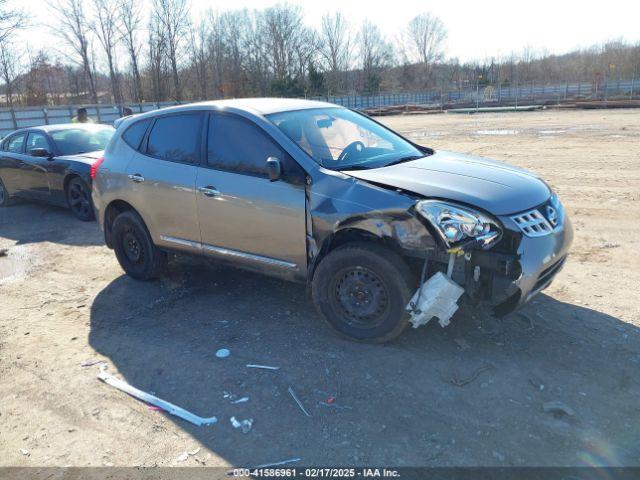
[66,177,95,221]
[0,177,12,207]
[111,210,166,280]
[312,242,415,343]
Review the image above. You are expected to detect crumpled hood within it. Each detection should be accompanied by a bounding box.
[344,150,551,215]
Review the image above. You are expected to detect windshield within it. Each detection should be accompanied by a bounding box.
[267,108,425,170]
[50,126,114,156]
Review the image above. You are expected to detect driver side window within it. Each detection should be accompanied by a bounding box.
[26,132,51,155]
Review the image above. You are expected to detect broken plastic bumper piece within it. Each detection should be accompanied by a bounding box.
[406,271,465,328]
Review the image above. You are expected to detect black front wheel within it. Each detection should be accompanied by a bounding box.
[66,177,95,221]
[0,177,12,207]
[312,243,414,343]
[111,210,166,281]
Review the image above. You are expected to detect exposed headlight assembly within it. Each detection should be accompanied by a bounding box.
[416,200,502,250]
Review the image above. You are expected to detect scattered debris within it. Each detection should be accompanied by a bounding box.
[598,241,620,249]
[327,396,335,404]
[450,364,494,387]
[188,447,201,456]
[543,401,575,417]
[246,364,280,370]
[215,348,230,358]
[517,313,535,330]
[253,458,302,469]
[147,405,164,411]
[319,401,352,410]
[407,272,464,328]
[0,248,8,257]
[529,378,545,391]
[20,448,30,456]
[176,452,189,463]
[80,359,104,367]
[232,397,250,404]
[288,386,311,417]
[454,338,470,351]
[230,416,253,434]
[97,365,217,426]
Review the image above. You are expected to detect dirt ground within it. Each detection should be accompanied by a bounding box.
[1,108,639,468]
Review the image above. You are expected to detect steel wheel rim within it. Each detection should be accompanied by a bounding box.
[122,229,144,263]
[330,266,390,328]
[69,182,90,217]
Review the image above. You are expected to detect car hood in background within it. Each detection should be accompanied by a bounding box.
[344,150,551,215]
[56,150,103,165]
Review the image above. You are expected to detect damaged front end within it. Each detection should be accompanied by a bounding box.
[406,195,573,328]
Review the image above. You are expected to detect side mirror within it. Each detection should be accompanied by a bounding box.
[29,148,52,158]
[266,156,282,182]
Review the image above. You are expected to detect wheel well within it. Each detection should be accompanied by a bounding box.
[63,174,80,195]
[104,200,137,248]
[310,228,407,280]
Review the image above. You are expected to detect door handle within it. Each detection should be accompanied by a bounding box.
[128,173,145,183]
[198,186,220,197]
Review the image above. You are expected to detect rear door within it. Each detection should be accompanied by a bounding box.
[124,112,203,252]
[195,112,307,277]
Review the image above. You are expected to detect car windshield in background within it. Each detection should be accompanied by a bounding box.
[50,126,114,156]
[267,108,425,170]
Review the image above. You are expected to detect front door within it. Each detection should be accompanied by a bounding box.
[196,113,307,278]
[22,131,53,199]
[124,112,203,252]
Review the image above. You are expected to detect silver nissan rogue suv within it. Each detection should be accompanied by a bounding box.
[92,98,572,342]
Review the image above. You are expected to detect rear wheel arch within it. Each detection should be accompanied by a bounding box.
[104,200,139,248]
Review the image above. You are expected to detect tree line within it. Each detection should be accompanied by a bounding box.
[1,0,639,107]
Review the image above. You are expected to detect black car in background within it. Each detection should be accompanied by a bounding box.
[0,124,114,221]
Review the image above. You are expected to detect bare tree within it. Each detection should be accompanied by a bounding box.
[188,18,208,100]
[319,12,351,91]
[0,38,21,106]
[0,0,25,43]
[91,0,122,104]
[50,0,98,102]
[147,15,167,102]
[117,0,144,102]
[403,12,447,85]
[151,0,190,101]
[357,21,392,93]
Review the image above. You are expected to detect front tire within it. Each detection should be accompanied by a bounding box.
[0,177,12,207]
[66,177,95,221]
[312,243,414,343]
[111,210,166,280]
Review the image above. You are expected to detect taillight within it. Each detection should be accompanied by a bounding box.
[90,157,104,180]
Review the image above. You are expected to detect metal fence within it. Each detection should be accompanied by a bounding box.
[1,78,638,138]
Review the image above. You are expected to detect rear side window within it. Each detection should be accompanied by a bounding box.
[207,115,285,177]
[146,114,201,163]
[122,119,150,150]
[6,133,25,153]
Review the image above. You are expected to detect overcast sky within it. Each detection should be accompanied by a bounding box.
[16,0,640,64]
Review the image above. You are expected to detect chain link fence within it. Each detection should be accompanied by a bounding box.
[1,78,638,138]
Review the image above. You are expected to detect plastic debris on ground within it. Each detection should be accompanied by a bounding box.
[215,348,230,358]
[253,458,302,468]
[246,364,280,370]
[80,359,104,367]
[230,416,253,433]
[543,401,575,417]
[288,386,311,417]
[97,364,217,426]
[407,271,465,328]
